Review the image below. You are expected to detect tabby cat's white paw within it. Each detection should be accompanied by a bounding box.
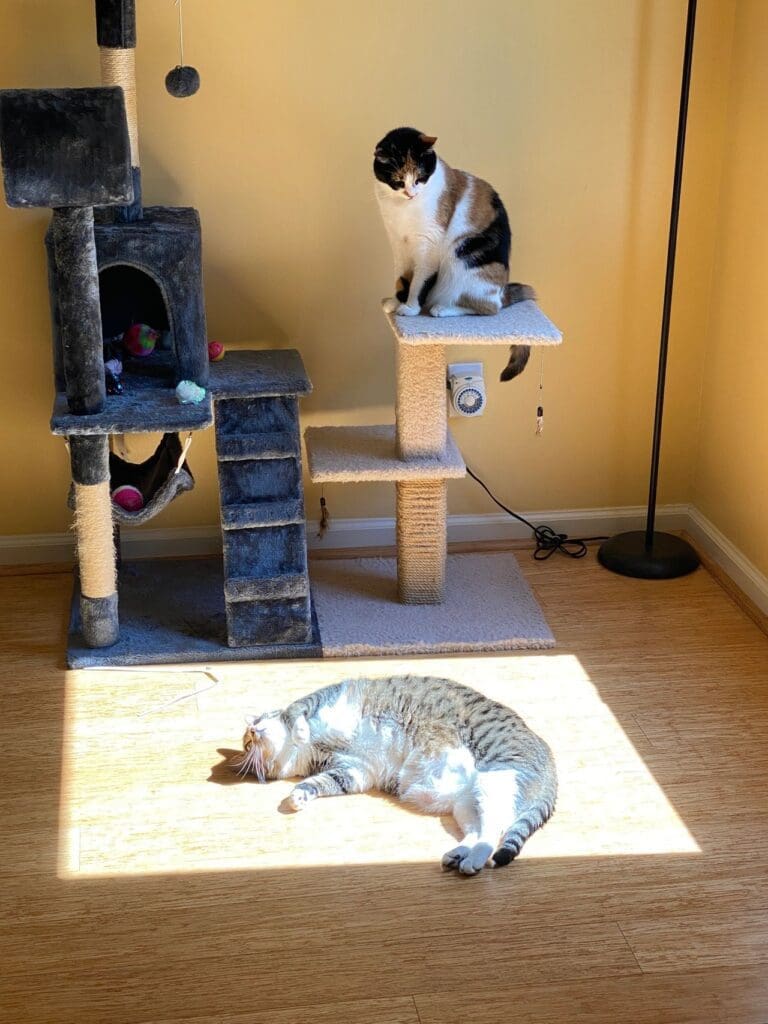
[381,297,399,313]
[442,841,494,875]
[286,787,312,811]
[395,303,420,316]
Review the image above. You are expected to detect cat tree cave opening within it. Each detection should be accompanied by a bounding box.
[99,263,175,382]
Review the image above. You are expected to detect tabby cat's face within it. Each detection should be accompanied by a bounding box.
[236,710,291,781]
[374,127,438,200]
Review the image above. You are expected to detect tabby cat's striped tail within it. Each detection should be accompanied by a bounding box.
[492,781,557,867]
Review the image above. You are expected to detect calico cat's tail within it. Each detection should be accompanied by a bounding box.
[503,282,536,307]
[492,775,557,867]
[500,283,536,382]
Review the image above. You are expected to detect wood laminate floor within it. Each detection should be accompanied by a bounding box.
[1,551,767,1023]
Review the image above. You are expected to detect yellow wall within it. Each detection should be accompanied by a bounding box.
[692,0,768,575]
[0,1,735,537]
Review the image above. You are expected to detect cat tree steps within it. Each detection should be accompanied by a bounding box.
[216,432,300,461]
[305,424,466,483]
[209,350,314,649]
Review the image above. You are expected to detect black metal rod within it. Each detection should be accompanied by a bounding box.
[645,0,697,545]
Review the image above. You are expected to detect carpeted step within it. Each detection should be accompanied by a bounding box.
[220,498,305,530]
[224,573,309,602]
[225,594,312,647]
[304,424,466,483]
[216,431,299,461]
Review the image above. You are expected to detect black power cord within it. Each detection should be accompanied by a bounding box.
[466,467,608,560]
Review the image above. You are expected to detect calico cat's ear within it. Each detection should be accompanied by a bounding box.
[419,134,437,148]
[291,714,310,744]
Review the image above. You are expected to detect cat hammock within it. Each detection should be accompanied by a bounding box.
[306,301,562,604]
[66,432,194,525]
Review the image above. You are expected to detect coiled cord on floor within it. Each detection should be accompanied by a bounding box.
[466,467,607,560]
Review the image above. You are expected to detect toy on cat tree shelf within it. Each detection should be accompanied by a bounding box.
[305,301,562,604]
[0,0,319,664]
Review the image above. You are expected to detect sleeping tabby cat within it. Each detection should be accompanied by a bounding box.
[234,675,557,875]
[374,126,534,381]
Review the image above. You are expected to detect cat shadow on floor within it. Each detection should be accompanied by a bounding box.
[208,747,462,837]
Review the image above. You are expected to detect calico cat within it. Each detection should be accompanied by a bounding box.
[233,675,557,875]
[374,126,534,381]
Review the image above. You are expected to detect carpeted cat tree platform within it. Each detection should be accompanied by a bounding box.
[305,301,562,653]
[0,0,561,667]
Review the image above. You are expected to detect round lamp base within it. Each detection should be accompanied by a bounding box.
[598,530,700,580]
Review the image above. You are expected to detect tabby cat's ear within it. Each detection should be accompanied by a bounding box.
[292,714,310,744]
[419,134,437,148]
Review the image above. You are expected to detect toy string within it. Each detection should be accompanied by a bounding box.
[175,0,185,66]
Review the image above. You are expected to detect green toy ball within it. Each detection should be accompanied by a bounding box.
[165,65,200,98]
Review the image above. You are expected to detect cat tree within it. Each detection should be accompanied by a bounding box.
[1,0,563,663]
[0,0,319,665]
[305,302,562,604]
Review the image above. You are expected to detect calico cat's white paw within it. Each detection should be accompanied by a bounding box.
[442,841,494,875]
[381,297,399,313]
[286,786,313,811]
[395,302,420,316]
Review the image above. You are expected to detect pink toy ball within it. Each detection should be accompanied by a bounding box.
[207,340,225,362]
[111,485,144,512]
[123,323,159,358]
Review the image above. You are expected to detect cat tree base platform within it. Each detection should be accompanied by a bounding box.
[311,551,554,657]
[66,557,322,668]
[66,551,554,667]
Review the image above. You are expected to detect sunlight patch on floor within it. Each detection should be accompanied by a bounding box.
[57,653,700,878]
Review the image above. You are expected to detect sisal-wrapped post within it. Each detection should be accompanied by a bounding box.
[70,435,119,647]
[394,340,449,603]
[396,480,447,603]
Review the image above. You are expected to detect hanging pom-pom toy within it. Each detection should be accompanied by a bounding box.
[165,1,200,98]
[166,65,200,98]
[207,340,225,362]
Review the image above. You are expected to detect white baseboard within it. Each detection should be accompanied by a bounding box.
[0,503,691,564]
[686,507,768,616]
[3,501,766,616]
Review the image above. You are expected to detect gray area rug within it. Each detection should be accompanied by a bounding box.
[311,552,554,657]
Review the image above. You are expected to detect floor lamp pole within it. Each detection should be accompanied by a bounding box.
[598,0,700,579]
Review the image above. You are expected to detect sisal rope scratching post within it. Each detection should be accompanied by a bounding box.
[74,482,117,597]
[99,47,139,165]
[396,479,446,604]
[395,339,448,603]
[97,1,142,221]
[70,435,119,647]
